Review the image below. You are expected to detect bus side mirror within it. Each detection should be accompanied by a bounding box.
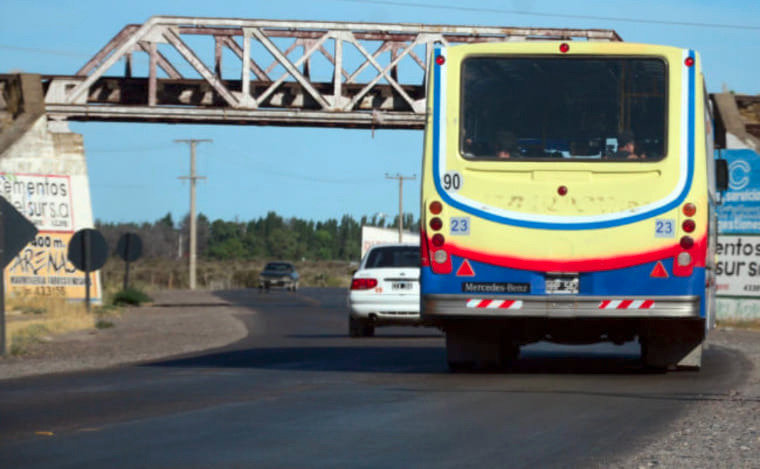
[716,159,729,192]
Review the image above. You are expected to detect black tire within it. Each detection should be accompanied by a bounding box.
[447,360,475,372]
[349,316,374,337]
[349,316,364,337]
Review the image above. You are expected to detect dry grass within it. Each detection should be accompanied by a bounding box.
[716,318,760,332]
[100,258,355,292]
[4,295,119,356]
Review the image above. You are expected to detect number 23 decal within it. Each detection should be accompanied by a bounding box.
[654,219,675,238]
[450,217,470,235]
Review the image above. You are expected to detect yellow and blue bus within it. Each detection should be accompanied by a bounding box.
[420,40,728,370]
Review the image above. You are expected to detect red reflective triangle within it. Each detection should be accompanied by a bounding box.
[456,259,475,277]
[650,261,669,278]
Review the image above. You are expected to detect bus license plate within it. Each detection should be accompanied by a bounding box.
[392,281,412,290]
[545,276,579,295]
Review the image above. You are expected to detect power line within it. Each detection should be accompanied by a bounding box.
[87,144,176,154]
[332,0,760,31]
[0,44,90,57]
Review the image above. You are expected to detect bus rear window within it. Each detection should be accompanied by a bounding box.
[460,57,667,161]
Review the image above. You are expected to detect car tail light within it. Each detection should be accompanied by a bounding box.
[682,219,695,233]
[680,236,694,250]
[351,278,378,290]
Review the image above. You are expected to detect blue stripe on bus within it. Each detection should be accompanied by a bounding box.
[422,255,705,314]
[431,48,697,231]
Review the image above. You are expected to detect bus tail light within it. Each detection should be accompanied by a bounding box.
[351,278,378,290]
[430,217,443,231]
[433,250,448,263]
[420,228,430,267]
[682,219,695,233]
[429,201,442,214]
[677,252,692,267]
[683,203,696,217]
[680,236,694,250]
[432,234,445,247]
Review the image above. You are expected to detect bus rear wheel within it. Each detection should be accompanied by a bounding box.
[446,329,519,371]
[640,340,703,370]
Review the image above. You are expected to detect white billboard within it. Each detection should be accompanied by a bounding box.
[361,226,420,258]
[715,234,760,297]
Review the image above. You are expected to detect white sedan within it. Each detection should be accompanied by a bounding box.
[348,243,421,337]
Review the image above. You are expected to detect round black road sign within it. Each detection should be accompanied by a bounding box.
[67,228,108,271]
[117,232,143,262]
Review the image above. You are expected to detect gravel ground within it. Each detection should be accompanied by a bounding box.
[606,328,760,469]
[0,290,248,381]
[0,292,758,467]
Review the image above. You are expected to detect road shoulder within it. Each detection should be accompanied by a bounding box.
[0,290,249,381]
[603,328,760,468]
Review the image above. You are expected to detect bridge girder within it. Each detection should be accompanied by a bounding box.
[6,16,623,129]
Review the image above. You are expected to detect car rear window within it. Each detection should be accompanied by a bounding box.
[265,263,293,272]
[365,246,420,268]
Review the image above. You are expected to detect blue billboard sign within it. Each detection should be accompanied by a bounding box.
[716,149,760,234]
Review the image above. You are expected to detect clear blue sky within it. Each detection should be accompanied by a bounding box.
[1,0,758,225]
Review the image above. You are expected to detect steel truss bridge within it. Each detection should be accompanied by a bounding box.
[0,16,622,130]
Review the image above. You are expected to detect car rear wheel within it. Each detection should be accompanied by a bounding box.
[349,316,374,337]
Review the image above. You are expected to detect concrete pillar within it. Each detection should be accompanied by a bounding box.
[0,84,101,303]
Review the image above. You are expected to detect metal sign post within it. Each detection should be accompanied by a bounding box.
[0,196,39,356]
[1,205,5,356]
[84,230,91,311]
[117,232,143,290]
[67,228,108,313]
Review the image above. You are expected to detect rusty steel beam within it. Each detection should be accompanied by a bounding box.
[43,104,425,129]
[175,25,622,42]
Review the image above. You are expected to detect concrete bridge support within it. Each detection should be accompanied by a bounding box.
[1,74,100,303]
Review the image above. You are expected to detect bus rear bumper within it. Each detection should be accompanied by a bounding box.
[422,294,701,319]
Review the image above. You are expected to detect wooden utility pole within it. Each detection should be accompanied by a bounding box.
[385,173,416,242]
[175,139,211,290]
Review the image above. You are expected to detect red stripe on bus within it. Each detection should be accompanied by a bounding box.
[618,300,633,309]
[641,300,655,309]
[438,235,707,273]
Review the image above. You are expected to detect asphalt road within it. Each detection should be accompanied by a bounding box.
[0,287,749,468]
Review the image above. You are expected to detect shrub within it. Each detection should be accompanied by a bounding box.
[112,288,153,306]
[10,324,50,356]
[95,319,115,329]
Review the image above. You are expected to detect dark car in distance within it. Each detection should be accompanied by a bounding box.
[259,261,300,292]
